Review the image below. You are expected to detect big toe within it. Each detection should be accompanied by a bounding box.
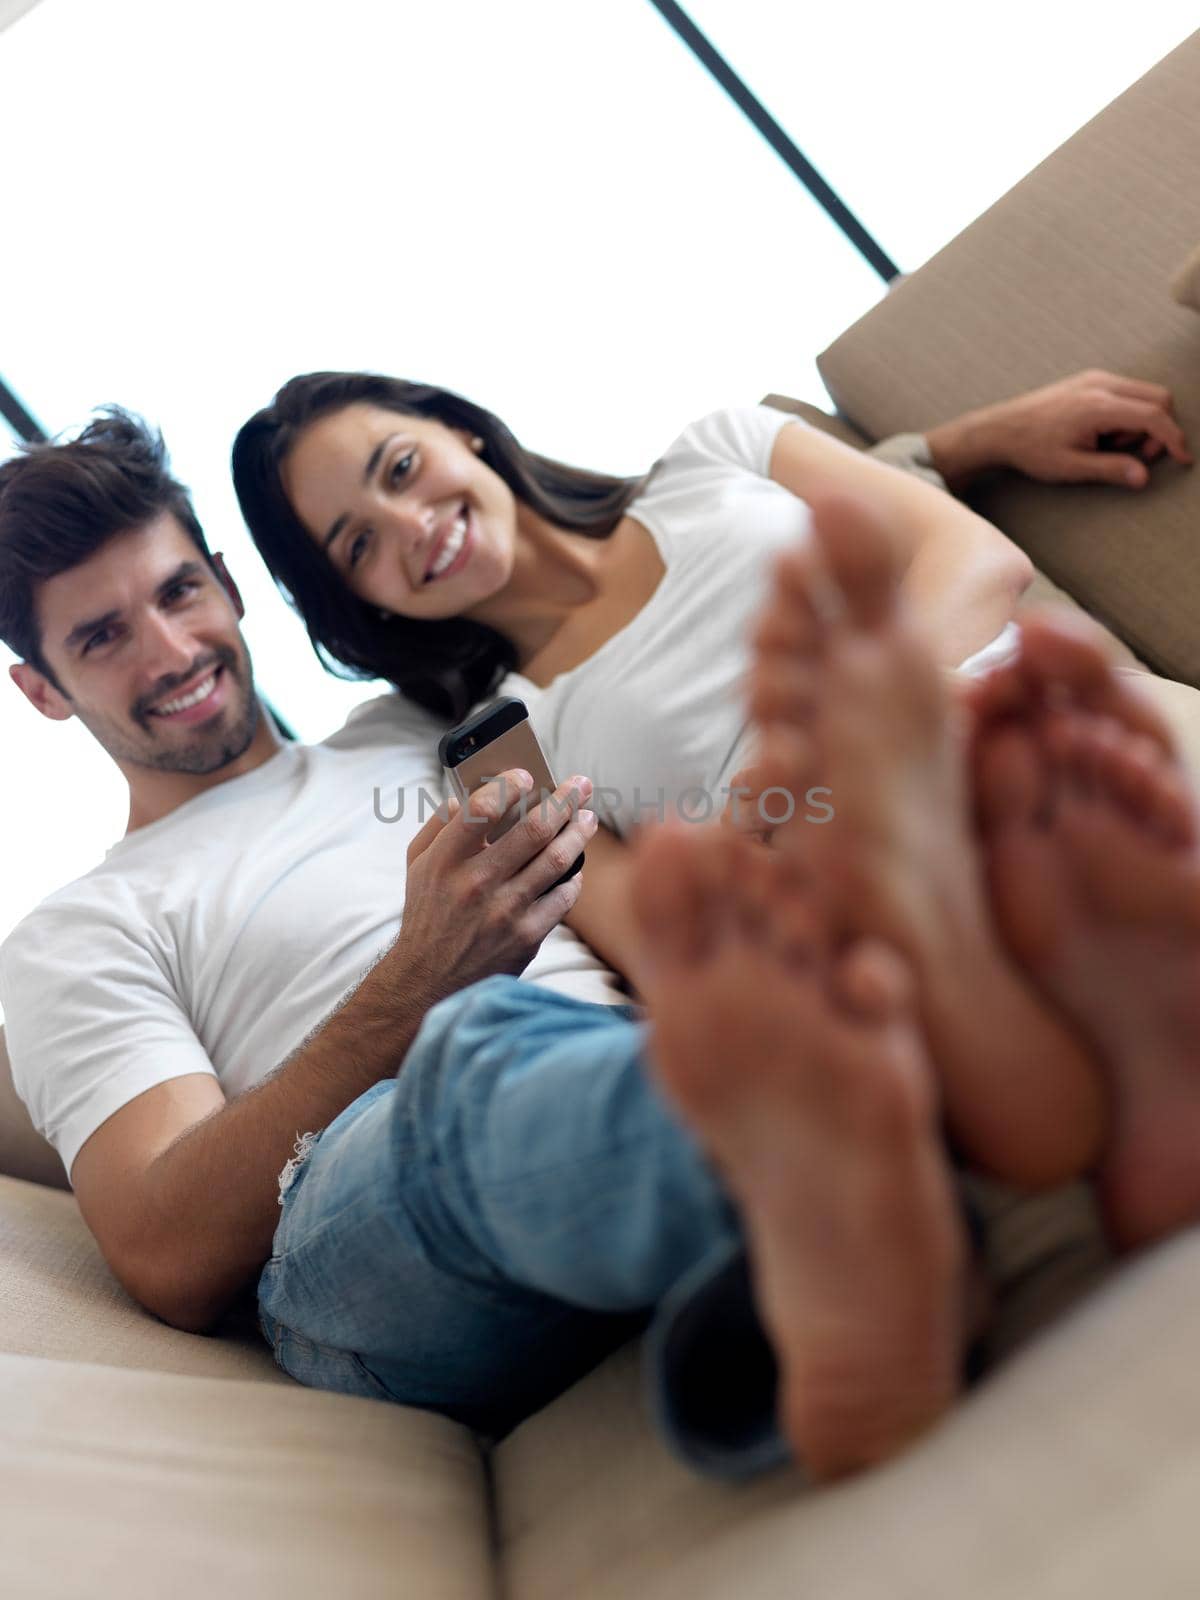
[631,825,727,969]
[809,491,903,631]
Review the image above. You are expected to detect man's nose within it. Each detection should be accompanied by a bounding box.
[141,610,203,682]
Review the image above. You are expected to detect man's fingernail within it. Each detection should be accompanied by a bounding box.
[569,775,593,796]
[1126,464,1144,485]
[579,808,597,830]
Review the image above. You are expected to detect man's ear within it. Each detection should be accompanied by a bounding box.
[212,553,245,620]
[9,661,74,723]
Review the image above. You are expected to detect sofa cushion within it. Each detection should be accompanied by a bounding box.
[493,1225,1200,1600]
[815,30,1200,685]
[0,1025,68,1190]
[0,1349,491,1600]
[0,1172,289,1383]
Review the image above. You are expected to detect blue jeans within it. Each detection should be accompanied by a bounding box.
[256,976,790,1479]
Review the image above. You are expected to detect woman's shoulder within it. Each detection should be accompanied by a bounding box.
[647,404,806,483]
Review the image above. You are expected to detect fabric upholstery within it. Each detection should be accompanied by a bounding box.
[816,30,1200,686]
[0,1025,69,1190]
[1171,242,1200,310]
[494,1227,1200,1600]
[0,1349,492,1600]
[0,1172,287,1383]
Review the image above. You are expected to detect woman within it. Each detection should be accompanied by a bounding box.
[231,370,1035,980]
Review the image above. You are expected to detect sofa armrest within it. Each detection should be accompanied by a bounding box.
[0,1025,71,1190]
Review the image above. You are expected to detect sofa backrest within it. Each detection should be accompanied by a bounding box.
[0,1025,71,1190]
[817,29,1200,685]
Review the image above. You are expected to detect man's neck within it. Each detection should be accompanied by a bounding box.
[122,703,286,835]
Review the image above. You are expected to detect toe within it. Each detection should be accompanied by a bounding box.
[1090,731,1198,849]
[1148,767,1199,850]
[725,834,773,940]
[974,722,1045,832]
[631,825,723,968]
[1018,613,1176,751]
[962,659,1030,730]
[809,492,902,632]
[763,851,824,967]
[831,938,914,1024]
[754,725,819,810]
[749,657,819,731]
[755,549,827,657]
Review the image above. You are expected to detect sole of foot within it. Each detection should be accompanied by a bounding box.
[745,492,1105,1190]
[975,668,1200,1252]
[631,822,966,1480]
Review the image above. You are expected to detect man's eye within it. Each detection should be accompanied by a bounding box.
[163,581,197,604]
[389,451,415,485]
[82,628,112,654]
[349,529,372,568]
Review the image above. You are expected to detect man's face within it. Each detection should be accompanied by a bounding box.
[20,512,260,776]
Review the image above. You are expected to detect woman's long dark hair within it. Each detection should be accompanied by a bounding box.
[232,372,647,721]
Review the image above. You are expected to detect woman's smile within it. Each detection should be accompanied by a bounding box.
[423,504,475,584]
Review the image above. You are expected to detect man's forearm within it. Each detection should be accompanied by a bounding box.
[139,943,435,1333]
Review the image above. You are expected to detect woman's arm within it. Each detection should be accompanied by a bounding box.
[769,421,1034,666]
[563,821,647,996]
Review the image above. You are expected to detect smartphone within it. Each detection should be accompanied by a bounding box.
[438,696,585,884]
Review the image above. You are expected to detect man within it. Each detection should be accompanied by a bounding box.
[0,383,1188,1483]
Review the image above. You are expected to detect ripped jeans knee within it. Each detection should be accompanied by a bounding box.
[276,1130,321,1206]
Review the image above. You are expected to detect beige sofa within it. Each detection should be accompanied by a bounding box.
[5,29,1200,1598]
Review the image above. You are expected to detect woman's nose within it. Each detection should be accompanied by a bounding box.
[388,503,436,563]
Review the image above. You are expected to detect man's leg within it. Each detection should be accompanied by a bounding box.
[258,977,742,1443]
[260,881,969,1482]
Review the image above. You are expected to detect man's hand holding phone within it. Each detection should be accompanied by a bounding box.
[392,766,598,1001]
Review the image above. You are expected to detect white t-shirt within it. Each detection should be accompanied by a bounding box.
[504,406,809,836]
[0,692,623,1183]
[501,405,1018,836]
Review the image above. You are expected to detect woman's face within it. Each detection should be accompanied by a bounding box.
[281,403,519,620]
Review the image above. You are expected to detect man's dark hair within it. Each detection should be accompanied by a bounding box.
[0,407,215,692]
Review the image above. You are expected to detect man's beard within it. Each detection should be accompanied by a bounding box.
[138,685,260,775]
[77,643,262,776]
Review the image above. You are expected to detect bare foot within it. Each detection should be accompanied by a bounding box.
[748,492,1106,1190]
[631,824,967,1481]
[975,641,1200,1250]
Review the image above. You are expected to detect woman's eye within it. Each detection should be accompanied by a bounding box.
[389,451,415,485]
[349,529,372,568]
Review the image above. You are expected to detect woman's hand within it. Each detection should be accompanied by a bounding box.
[926,371,1193,493]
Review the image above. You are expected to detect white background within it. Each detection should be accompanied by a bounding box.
[1,0,1195,1011]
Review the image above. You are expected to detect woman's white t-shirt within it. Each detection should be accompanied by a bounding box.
[502,406,809,836]
[501,405,1016,837]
